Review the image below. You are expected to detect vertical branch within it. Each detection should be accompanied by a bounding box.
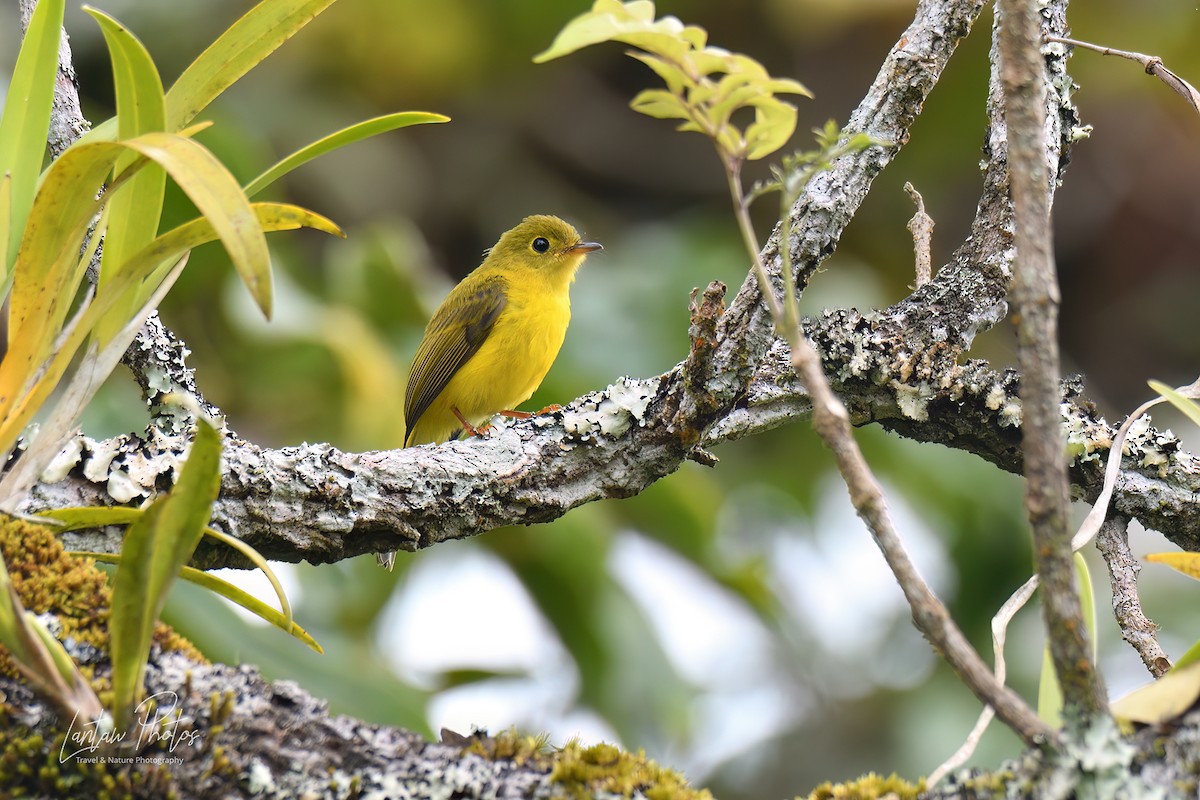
[19,0,90,159]
[722,147,1050,746]
[1095,515,1171,678]
[997,0,1106,715]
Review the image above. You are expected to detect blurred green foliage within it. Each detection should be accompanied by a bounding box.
[5,0,1200,797]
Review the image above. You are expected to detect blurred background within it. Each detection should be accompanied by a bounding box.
[5,1,1200,797]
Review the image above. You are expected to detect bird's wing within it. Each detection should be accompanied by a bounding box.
[404,273,508,443]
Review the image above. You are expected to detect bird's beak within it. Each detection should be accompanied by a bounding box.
[568,241,603,254]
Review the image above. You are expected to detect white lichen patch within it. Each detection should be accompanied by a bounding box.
[82,436,120,482]
[847,339,872,379]
[999,396,1022,428]
[562,377,656,442]
[71,429,197,503]
[41,436,84,483]
[892,381,933,421]
[984,384,1008,412]
[245,758,275,794]
[1063,403,1109,465]
[145,365,173,395]
[105,468,140,504]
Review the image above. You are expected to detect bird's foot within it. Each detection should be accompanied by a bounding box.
[452,406,490,437]
[498,404,563,420]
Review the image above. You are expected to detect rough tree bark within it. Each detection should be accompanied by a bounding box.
[6,0,1200,797]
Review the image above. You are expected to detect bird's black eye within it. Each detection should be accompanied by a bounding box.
[532,237,550,253]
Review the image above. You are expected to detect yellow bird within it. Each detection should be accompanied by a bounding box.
[377,215,601,569]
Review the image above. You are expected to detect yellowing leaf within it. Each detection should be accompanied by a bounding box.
[1112,660,1200,727]
[1146,551,1200,581]
[118,132,272,318]
[0,133,282,459]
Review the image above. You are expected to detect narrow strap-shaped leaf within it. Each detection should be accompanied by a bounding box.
[45,502,298,635]
[118,132,273,318]
[0,0,64,270]
[0,174,11,296]
[0,134,283,459]
[85,7,168,344]
[82,552,321,653]
[109,419,222,728]
[0,202,338,462]
[243,112,448,199]
[165,0,340,131]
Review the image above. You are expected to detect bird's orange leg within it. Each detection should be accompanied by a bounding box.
[498,404,563,419]
[452,406,489,437]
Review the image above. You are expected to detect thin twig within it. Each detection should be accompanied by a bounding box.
[1095,515,1171,678]
[904,182,934,288]
[730,159,1050,745]
[999,0,1106,716]
[1047,35,1200,116]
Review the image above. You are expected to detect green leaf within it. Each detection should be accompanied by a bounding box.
[84,552,321,653]
[0,555,30,665]
[199,526,294,627]
[38,506,143,530]
[104,202,340,338]
[85,7,168,344]
[45,503,304,647]
[1037,640,1063,728]
[0,0,64,271]
[1036,553,1096,728]
[1077,552,1098,663]
[109,418,222,728]
[0,556,103,721]
[534,0,700,65]
[627,52,693,94]
[1148,379,1200,429]
[629,89,693,122]
[745,96,800,160]
[1175,638,1200,671]
[243,112,449,198]
[0,173,11,295]
[26,611,81,687]
[165,0,341,131]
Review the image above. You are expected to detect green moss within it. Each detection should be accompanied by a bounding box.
[0,514,204,671]
[803,772,925,800]
[0,516,210,798]
[550,740,713,800]
[463,729,712,800]
[464,727,553,766]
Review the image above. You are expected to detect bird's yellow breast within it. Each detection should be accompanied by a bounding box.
[405,267,574,445]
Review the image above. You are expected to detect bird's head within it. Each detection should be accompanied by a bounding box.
[486,214,602,278]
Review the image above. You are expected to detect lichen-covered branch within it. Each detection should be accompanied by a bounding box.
[1095,515,1172,678]
[998,0,1105,713]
